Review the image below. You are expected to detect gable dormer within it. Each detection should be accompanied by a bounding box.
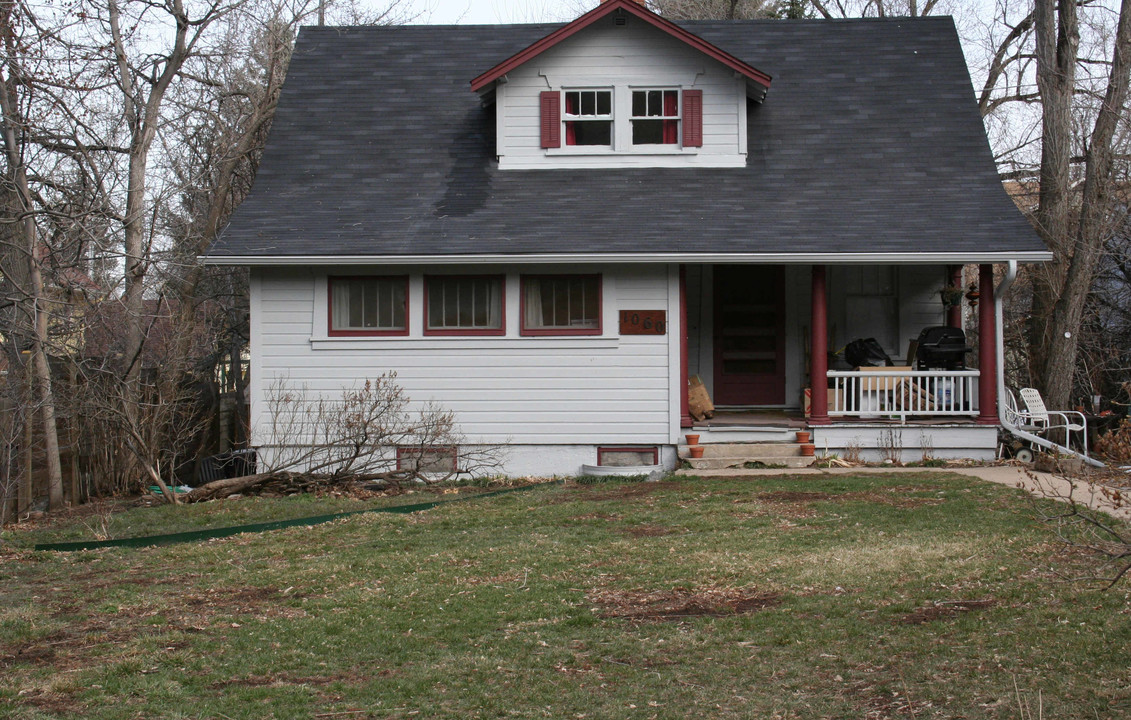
[471,0,771,170]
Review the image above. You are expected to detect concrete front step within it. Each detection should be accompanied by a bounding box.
[681,455,815,470]
[678,442,815,469]
[681,442,804,458]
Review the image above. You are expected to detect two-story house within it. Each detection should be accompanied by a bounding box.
[206,0,1050,476]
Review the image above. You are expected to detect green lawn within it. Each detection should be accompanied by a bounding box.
[1,473,1128,719]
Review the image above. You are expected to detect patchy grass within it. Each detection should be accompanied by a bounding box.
[2,484,510,547]
[1,472,1129,719]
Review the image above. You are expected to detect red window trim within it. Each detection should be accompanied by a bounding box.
[327,275,410,337]
[520,274,603,337]
[396,445,459,472]
[423,274,507,337]
[597,446,659,466]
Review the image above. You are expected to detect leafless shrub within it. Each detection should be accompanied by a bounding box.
[919,432,935,464]
[843,438,863,465]
[879,429,903,465]
[186,373,503,501]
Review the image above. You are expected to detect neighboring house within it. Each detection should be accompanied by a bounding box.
[206,0,1050,475]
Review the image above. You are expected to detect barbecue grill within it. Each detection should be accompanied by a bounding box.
[915,326,970,370]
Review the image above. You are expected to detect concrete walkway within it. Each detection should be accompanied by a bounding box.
[675,465,1130,521]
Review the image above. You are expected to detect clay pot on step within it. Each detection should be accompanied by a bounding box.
[688,446,705,459]
[800,443,816,457]
[795,431,811,444]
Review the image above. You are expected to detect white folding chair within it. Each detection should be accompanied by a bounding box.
[1000,390,1035,461]
[1018,387,1089,457]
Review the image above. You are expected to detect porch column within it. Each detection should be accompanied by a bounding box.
[680,266,692,428]
[809,265,830,425]
[976,263,998,425]
[947,265,963,329]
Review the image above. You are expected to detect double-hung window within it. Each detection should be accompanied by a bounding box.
[541,87,701,151]
[563,89,612,146]
[521,274,601,336]
[425,275,505,335]
[329,276,408,336]
[631,89,680,145]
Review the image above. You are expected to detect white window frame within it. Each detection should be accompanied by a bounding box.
[562,88,614,148]
[630,88,681,146]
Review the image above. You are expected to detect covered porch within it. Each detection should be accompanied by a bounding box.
[678,263,1002,459]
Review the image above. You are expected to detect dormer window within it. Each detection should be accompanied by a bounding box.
[631,89,679,145]
[564,89,612,146]
[540,87,703,156]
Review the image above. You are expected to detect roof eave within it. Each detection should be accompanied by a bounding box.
[469,0,772,93]
[202,251,1054,266]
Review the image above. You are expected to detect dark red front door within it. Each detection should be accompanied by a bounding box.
[712,266,786,405]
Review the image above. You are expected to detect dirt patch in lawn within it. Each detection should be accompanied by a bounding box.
[757,491,836,503]
[19,689,85,716]
[210,669,378,690]
[589,586,781,621]
[898,598,996,624]
[570,512,622,522]
[181,584,302,609]
[839,663,937,719]
[564,481,680,503]
[622,524,676,538]
[756,489,943,510]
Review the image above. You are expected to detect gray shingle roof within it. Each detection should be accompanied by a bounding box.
[209,18,1047,261]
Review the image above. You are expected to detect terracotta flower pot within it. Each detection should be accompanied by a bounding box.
[685,434,701,446]
[688,446,705,459]
[800,443,816,457]
[795,431,811,444]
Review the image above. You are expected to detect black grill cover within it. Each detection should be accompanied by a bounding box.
[915,326,970,369]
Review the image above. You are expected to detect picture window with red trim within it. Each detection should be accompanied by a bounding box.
[425,275,504,335]
[522,274,601,335]
[329,276,407,335]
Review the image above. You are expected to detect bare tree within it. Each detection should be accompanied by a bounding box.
[0,0,67,510]
[806,0,952,18]
[651,0,777,20]
[91,0,246,430]
[1026,0,1131,409]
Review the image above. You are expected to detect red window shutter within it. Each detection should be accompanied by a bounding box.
[682,90,703,148]
[540,91,561,149]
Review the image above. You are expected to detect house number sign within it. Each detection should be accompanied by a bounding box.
[619,310,667,335]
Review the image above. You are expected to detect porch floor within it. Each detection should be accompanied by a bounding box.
[693,409,804,430]
[694,409,990,430]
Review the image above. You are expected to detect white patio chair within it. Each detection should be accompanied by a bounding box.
[1018,387,1089,457]
[1000,390,1035,461]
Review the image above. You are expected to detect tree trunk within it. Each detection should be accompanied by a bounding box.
[1030,0,1131,409]
[1028,0,1079,403]
[0,44,65,509]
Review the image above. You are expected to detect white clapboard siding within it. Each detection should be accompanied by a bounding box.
[498,14,746,169]
[250,265,675,446]
[898,265,948,355]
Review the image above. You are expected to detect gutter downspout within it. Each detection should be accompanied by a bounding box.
[995,260,1105,467]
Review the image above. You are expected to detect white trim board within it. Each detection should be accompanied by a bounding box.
[204,251,1054,266]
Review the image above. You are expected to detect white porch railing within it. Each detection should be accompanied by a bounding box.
[826,369,981,422]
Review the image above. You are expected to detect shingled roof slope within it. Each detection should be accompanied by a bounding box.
[209,18,1047,260]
